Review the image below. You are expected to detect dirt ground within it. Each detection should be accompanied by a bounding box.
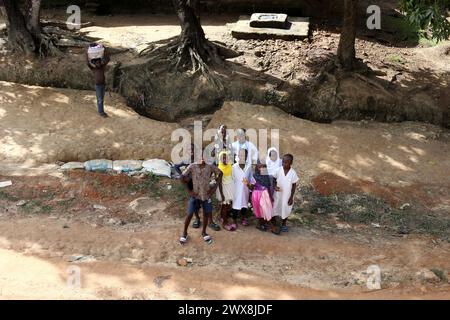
[0,81,178,165]
[0,11,449,300]
[0,84,449,299]
[1,11,449,124]
[0,170,449,299]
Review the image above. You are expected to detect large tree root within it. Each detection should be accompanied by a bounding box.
[1,24,99,56]
[137,37,241,93]
[35,31,60,57]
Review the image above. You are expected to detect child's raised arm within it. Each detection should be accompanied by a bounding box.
[211,167,224,201]
[174,162,187,176]
[288,183,297,206]
[181,165,196,197]
[86,52,95,69]
[101,49,111,67]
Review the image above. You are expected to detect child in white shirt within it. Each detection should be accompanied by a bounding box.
[273,154,299,233]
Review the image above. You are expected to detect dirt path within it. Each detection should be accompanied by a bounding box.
[0,215,448,300]
[0,81,179,165]
[0,11,449,299]
[2,81,449,187]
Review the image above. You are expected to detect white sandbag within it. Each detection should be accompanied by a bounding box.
[142,159,172,178]
[84,159,113,172]
[0,180,12,188]
[61,162,85,170]
[113,160,143,173]
[87,44,105,60]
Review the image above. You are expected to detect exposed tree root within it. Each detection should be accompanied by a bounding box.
[1,24,98,57]
[138,36,232,93]
[35,31,60,57]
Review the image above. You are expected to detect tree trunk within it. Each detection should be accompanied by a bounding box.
[172,0,218,67]
[27,0,41,38]
[3,0,36,54]
[0,0,8,27]
[337,0,358,70]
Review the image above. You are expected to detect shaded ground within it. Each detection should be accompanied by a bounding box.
[1,11,449,125]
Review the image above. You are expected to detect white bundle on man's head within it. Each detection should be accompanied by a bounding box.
[87,43,105,61]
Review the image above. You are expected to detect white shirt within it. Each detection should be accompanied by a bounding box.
[273,166,299,219]
[232,141,259,165]
[232,163,253,210]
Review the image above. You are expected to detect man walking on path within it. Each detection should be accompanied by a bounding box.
[87,43,110,118]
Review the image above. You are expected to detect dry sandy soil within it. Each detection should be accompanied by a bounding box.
[0,82,449,299]
[0,11,449,300]
[0,81,178,165]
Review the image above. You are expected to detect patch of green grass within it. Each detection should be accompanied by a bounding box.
[418,36,438,48]
[170,181,188,207]
[264,88,286,105]
[56,198,76,210]
[299,186,450,242]
[290,212,319,227]
[417,216,450,240]
[40,205,53,214]
[383,15,439,48]
[19,200,53,215]
[386,54,406,64]
[383,16,420,44]
[129,173,162,197]
[430,268,448,283]
[0,191,19,202]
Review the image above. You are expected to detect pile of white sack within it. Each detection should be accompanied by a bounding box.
[87,43,105,61]
[61,159,172,178]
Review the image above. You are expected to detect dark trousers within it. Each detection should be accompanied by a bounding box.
[231,208,247,220]
[95,84,105,114]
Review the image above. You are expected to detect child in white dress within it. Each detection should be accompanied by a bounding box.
[273,154,299,233]
[231,149,253,229]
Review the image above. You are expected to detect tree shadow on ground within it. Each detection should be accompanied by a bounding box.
[302,45,450,127]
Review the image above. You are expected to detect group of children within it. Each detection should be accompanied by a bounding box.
[86,45,300,245]
[178,126,299,245]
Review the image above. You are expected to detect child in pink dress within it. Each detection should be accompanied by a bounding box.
[247,162,276,232]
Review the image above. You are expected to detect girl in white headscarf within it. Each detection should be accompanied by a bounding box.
[266,147,282,176]
[213,125,232,165]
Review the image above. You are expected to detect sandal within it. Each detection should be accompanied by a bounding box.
[179,235,189,245]
[241,218,249,226]
[202,234,213,245]
[192,219,201,229]
[281,225,289,233]
[231,223,237,231]
[224,224,235,232]
[256,224,267,232]
[209,223,221,231]
[271,229,281,236]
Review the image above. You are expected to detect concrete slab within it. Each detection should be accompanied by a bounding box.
[230,15,310,41]
[249,13,289,29]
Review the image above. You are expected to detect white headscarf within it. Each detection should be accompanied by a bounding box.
[215,125,231,153]
[216,125,230,143]
[266,147,282,176]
